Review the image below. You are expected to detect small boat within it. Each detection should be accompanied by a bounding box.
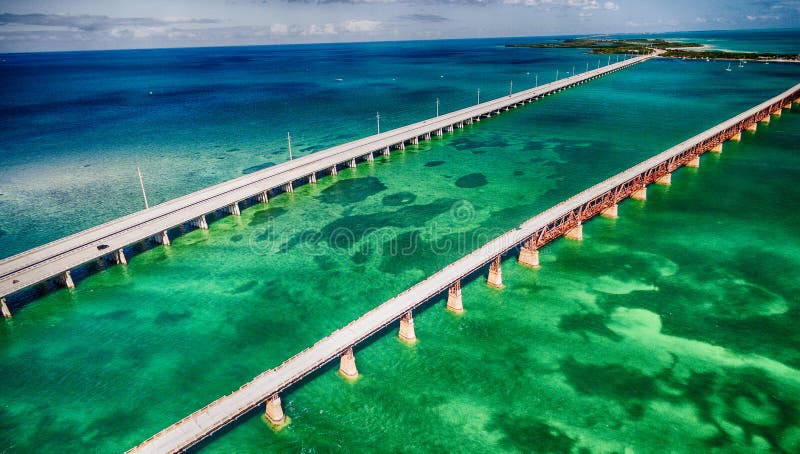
[725,62,732,72]
[738,60,744,68]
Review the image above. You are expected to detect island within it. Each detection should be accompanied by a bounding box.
[507,38,800,62]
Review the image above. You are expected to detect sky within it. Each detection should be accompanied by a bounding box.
[0,0,798,52]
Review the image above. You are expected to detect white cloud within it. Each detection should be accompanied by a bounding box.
[746,14,781,21]
[341,19,382,32]
[603,1,619,10]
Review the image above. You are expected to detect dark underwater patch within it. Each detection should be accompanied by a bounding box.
[230,234,243,243]
[248,207,288,227]
[424,160,446,167]
[316,176,387,205]
[382,192,417,206]
[560,357,659,418]
[233,280,258,294]
[559,312,622,341]
[154,310,191,325]
[241,162,275,174]
[281,198,456,252]
[455,173,488,188]
[489,416,576,453]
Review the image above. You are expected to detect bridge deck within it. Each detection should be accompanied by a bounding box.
[0,54,651,301]
[129,83,800,453]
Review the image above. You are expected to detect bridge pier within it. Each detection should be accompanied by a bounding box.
[62,270,76,289]
[760,115,771,124]
[115,248,127,265]
[228,202,241,216]
[398,141,405,150]
[746,123,757,132]
[435,129,443,137]
[383,147,391,157]
[711,143,723,153]
[194,215,209,229]
[424,133,431,140]
[487,256,503,288]
[447,280,463,313]
[1,298,11,318]
[284,182,294,193]
[565,223,583,241]
[411,137,419,145]
[655,173,672,186]
[730,132,742,142]
[331,165,338,176]
[601,203,619,219]
[367,152,374,162]
[772,109,782,117]
[631,186,647,201]
[686,156,700,168]
[265,394,287,427]
[156,230,170,246]
[518,243,540,268]
[398,311,417,344]
[339,347,359,380]
[349,158,357,168]
[309,173,317,184]
[258,192,269,204]
[784,102,792,110]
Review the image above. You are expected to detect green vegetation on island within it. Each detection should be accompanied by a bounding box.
[507,38,800,62]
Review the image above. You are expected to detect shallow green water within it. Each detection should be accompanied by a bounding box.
[202,104,800,454]
[0,54,798,452]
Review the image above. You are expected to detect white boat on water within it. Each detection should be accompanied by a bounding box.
[725,62,732,72]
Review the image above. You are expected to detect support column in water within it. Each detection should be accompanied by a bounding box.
[447,280,463,313]
[63,270,76,289]
[631,186,647,201]
[487,256,503,288]
[116,248,127,265]
[1,298,11,318]
[339,347,359,380]
[565,223,583,241]
[398,311,417,344]
[518,241,540,268]
[602,203,619,219]
[656,173,672,186]
[229,202,241,216]
[265,394,287,427]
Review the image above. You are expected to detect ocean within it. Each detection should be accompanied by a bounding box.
[1,30,799,452]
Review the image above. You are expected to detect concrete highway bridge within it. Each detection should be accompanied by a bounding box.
[0,53,652,317]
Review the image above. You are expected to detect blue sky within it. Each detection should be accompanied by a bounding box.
[0,0,798,52]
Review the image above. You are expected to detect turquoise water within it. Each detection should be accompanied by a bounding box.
[1,33,799,452]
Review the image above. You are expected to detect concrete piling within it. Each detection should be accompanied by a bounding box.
[265,394,287,427]
[1,298,11,318]
[339,347,359,380]
[487,256,503,288]
[447,281,463,313]
[398,311,417,344]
